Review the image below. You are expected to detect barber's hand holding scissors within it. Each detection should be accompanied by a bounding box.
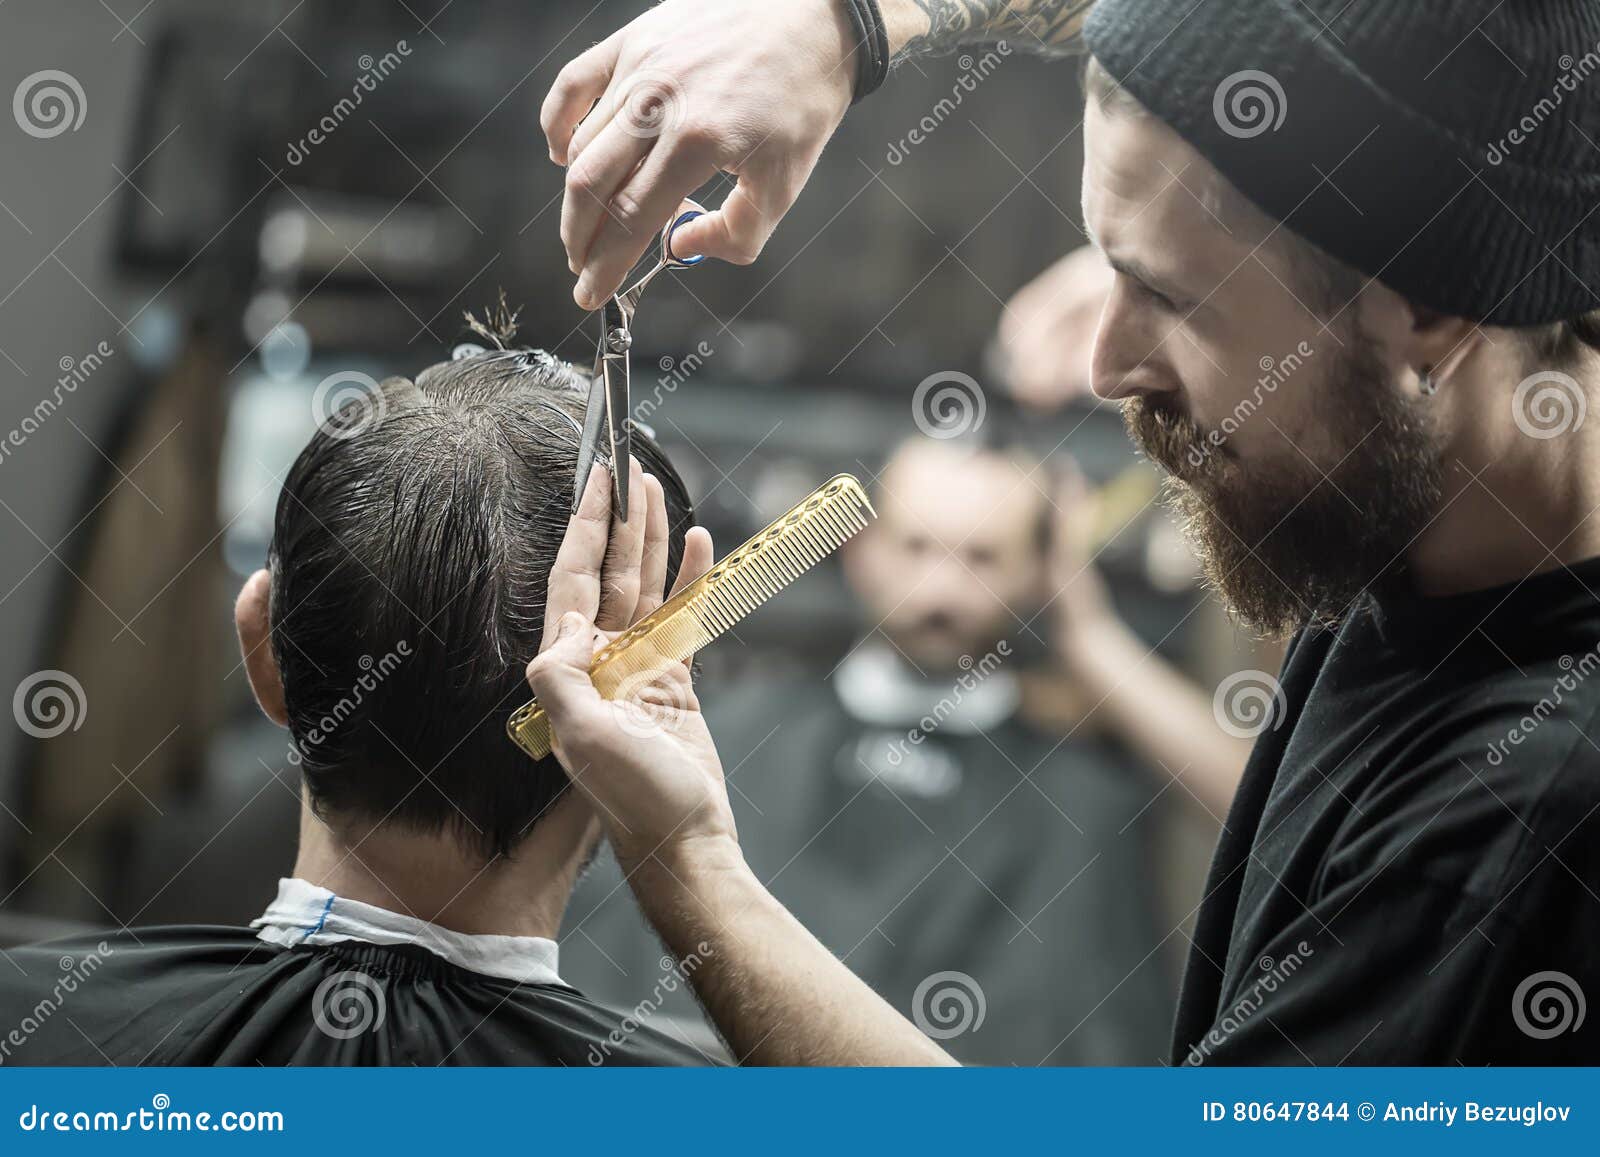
[542,0,863,310]
[527,461,738,873]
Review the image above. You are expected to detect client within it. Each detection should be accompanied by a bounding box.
[0,335,717,1065]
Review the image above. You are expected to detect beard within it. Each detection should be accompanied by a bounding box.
[1122,336,1444,637]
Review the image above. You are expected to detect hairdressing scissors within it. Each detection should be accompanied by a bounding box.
[573,201,707,520]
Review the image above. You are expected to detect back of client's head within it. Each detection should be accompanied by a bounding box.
[266,345,693,862]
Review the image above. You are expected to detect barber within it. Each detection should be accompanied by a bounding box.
[531,0,1600,1064]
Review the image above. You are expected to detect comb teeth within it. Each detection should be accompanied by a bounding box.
[508,474,875,761]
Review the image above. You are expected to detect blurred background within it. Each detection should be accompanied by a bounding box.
[0,0,1275,1064]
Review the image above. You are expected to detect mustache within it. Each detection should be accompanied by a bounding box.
[1121,395,1228,477]
[911,610,959,634]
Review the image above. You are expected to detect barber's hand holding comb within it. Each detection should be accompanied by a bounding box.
[527,461,956,1066]
[525,461,737,873]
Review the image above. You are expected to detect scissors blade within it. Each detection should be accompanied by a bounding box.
[573,356,607,515]
[601,298,631,520]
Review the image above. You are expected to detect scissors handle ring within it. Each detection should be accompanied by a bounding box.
[665,209,707,267]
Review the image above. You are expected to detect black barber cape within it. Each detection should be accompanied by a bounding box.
[565,649,1177,1066]
[0,928,711,1066]
[1175,558,1600,1064]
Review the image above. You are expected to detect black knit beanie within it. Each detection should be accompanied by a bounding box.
[1083,0,1600,326]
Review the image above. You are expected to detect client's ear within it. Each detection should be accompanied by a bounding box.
[236,569,288,727]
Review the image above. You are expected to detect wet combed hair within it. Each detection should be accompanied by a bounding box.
[268,347,695,862]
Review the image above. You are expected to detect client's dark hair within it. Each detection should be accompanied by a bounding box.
[268,344,694,862]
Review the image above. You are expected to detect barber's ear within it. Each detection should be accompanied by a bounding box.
[235,569,288,727]
[1404,303,1480,389]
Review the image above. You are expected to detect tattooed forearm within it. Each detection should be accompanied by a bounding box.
[891,0,1095,62]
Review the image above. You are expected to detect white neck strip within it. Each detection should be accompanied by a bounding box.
[251,877,564,987]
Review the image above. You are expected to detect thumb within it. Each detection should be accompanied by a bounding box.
[525,612,604,720]
[667,177,784,266]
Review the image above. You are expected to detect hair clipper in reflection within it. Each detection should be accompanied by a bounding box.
[508,474,876,760]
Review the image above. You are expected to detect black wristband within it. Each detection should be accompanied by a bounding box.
[841,0,890,104]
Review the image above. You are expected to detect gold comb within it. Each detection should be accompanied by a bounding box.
[508,473,876,761]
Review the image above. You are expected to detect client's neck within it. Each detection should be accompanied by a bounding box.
[288,789,598,940]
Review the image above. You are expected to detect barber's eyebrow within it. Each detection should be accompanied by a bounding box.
[1085,224,1191,307]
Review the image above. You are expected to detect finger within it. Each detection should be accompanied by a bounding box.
[596,457,648,631]
[1050,465,1098,578]
[541,34,623,165]
[525,613,608,756]
[998,284,1048,348]
[668,526,714,599]
[634,661,701,713]
[669,525,715,668]
[663,175,788,266]
[573,145,717,308]
[634,474,671,619]
[565,87,617,169]
[543,463,612,646]
[561,123,656,288]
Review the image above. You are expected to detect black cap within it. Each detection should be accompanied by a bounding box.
[1084,0,1600,325]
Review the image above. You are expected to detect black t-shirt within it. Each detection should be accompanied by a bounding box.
[1173,558,1600,1064]
[0,927,712,1066]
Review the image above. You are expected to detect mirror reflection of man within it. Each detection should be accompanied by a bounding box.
[530,0,1600,1065]
[568,436,1249,1064]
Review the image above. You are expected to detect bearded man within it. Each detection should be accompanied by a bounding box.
[523,0,1600,1064]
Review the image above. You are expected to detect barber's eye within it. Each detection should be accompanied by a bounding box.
[1134,281,1177,311]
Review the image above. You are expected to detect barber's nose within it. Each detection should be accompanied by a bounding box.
[1090,284,1177,402]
